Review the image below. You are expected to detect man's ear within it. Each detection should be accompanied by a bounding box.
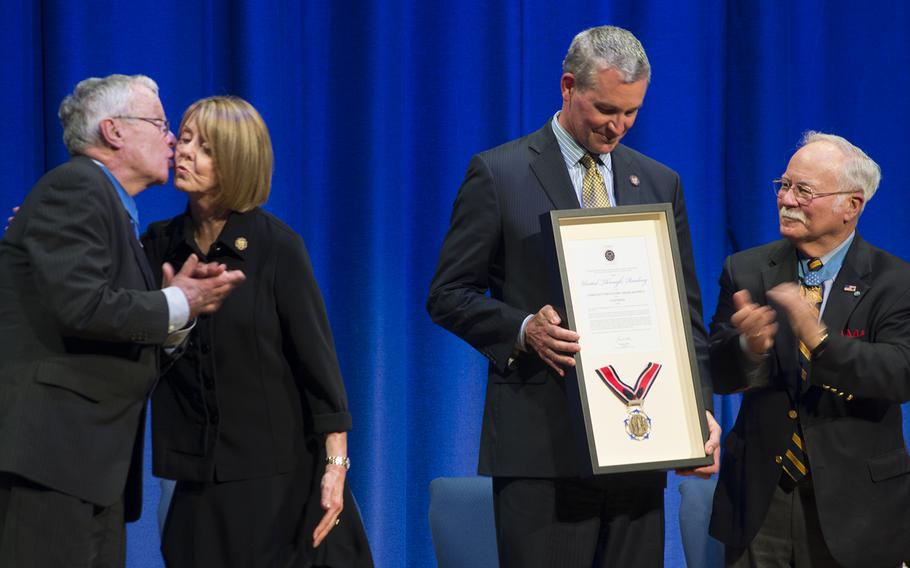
[98,117,124,149]
[560,73,576,102]
[843,192,865,223]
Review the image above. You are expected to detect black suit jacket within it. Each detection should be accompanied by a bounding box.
[0,156,169,521]
[708,235,910,568]
[142,208,352,483]
[427,121,711,477]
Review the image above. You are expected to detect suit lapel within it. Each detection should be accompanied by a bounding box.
[83,157,158,291]
[820,235,872,342]
[129,233,156,290]
[762,241,799,388]
[529,123,580,210]
[610,145,641,206]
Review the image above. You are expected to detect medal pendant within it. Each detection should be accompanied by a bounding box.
[624,401,651,441]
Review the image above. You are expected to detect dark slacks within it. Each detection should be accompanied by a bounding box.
[493,473,665,568]
[725,478,843,568]
[0,473,125,568]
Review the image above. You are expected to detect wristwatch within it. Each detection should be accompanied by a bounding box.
[326,455,351,470]
[812,329,830,356]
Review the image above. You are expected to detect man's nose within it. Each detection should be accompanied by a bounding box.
[778,187,800,207]
[606,117,623,134]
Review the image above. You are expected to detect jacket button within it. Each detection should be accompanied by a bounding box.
[788,410,798,419]
[209,411,220,424]
[204,378,214,389]
[775,455,783,464]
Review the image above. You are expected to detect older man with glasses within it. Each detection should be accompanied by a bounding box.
[0,74,245,568]
[708,131,910,567]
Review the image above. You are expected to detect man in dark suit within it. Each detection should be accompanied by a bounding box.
[709,132,910,567]
[0,74,245,567]
[427,26,719,567]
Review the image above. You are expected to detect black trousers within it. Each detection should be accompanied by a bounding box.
[492,473,665,568]
[0,472,125,568]
[724,478,843,568]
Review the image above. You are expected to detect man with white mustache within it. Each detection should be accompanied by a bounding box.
[428,25,719,568]
[709,132,910,567]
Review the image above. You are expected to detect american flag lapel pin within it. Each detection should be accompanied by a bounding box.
[843,284,860,296]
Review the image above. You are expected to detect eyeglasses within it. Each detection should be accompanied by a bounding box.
[113,116,170,134]
[771,179,858,206]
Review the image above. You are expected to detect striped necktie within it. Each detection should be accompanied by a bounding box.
[579,153,612,208]
[783,257,823,485]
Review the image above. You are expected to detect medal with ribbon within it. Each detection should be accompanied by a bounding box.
[595,362,662,440]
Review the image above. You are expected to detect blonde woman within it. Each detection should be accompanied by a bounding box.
[145,96,371,567]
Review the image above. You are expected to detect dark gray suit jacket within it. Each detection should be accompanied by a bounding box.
[709,235,910,568]
[0,156,169,521]
[427,121,711,478]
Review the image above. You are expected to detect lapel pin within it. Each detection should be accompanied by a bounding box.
[235,237,248,251]
[843,284,860,296]
[629,174,640,187]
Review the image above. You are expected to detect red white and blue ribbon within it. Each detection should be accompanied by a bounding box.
[595,362,662,405]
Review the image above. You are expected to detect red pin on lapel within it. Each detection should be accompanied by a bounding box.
[629,175,640,187]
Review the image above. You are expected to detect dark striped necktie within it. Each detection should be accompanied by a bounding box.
[783,257,823,484]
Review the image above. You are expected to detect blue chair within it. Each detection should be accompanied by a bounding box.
[678,477,724,568]
[429,476,499,568]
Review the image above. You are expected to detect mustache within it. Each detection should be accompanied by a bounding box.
[779,206,807,223]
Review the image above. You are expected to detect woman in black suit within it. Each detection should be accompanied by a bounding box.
[144,96,372,567]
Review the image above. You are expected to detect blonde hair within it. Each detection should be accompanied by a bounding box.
[180,96,273,212]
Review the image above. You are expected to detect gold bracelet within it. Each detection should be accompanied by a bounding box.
[326,455,351,470]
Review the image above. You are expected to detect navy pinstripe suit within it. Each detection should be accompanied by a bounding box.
[427,121,711,564]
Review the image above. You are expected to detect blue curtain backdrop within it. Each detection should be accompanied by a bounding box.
[3,1,910,566]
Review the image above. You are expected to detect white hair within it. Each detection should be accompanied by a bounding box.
[58,74,159,155]
[800,131,881,204]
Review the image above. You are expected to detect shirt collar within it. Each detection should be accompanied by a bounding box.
[91,159,140,233]
[551,112,613,173]
[178,207,255,259]
[798,231,855,282]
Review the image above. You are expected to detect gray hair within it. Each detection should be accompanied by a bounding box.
[562,26,651,89]
[800,131,881,203]
[58,74,159,155]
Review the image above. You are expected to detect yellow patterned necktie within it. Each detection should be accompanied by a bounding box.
[783,257,824,485]
[579,153,612,208]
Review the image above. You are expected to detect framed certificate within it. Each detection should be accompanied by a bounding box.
[551,204,712,474]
